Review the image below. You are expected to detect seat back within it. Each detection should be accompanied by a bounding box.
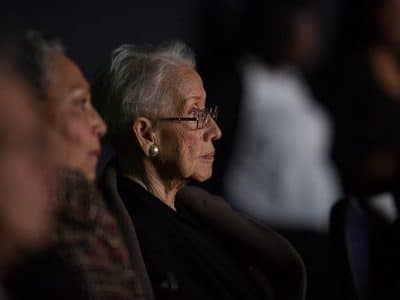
[345,198,374,300]
[330,195,396,300]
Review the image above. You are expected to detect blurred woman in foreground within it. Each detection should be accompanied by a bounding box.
[6,31,152,300]
[0,37,56,288]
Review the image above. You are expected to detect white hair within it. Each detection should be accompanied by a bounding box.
[93,41,196,140]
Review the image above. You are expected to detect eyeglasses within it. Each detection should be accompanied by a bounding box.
[158,105,218,129]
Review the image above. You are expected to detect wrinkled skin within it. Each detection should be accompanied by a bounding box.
[155,65,222,183]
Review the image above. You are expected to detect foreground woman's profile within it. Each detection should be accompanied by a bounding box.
[94,41,306,300]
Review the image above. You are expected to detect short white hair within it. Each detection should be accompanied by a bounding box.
[93,41,196,140]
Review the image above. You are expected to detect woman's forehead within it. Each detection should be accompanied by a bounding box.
[174,69,205,104]
[172,94,206,115]
[48,53,89,96]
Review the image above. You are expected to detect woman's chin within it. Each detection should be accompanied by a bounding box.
[78,165,96,183]
[191,170,213,183]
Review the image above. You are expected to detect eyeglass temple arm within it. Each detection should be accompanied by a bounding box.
[159,117,198,121]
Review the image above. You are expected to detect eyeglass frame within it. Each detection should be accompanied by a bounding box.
[158,105,218,129]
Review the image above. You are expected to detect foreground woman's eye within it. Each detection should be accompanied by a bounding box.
[189,108,199,116]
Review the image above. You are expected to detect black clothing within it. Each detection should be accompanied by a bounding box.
[118,176,265,300]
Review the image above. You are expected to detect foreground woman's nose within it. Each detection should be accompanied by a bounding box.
[204,117,222,141]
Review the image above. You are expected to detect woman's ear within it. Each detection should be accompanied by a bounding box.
[132,117,157,157]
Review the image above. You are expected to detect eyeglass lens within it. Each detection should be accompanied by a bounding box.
[197,106,218,129]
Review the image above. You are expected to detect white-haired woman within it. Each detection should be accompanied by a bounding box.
[94,42,306,300]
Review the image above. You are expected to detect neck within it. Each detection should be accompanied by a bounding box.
[0,234,24,279]
[119,156,185,210]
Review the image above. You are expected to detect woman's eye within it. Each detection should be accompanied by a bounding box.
[74,98,87,110]
[189,108,198,116]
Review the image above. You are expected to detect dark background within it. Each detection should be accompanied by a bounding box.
[1,0,346,80]
[2,0,347,196]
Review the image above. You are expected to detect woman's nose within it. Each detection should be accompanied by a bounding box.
[91,107,107,137]
[205,117,222,141]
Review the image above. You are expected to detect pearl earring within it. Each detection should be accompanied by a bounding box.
[149,143,160,157]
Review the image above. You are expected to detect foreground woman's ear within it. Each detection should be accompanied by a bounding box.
[132,117,158,157]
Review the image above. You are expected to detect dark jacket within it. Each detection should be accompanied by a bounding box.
[99,163,307,300]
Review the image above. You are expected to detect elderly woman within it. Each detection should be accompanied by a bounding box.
[6,31,153,300]
[94,42,306,300]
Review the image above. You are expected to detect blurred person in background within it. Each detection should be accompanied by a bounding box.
[93,41,306,300]
[223,0,341,299]
[224,0,340,236]
[0,37,57,296]
[318,1,400,298]
[5,31,155,300]
[324,0,400,197]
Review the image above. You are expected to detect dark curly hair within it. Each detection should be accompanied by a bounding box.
[16,30,64,101]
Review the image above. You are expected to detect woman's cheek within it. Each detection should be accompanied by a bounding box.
[177,142,193,178]
[58,119,89,172]
[67,118,89,144]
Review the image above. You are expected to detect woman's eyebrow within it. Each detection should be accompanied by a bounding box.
[176,96,198,107]
[174,97,196,115]
[182,95,202,102]
[68,87,89,98]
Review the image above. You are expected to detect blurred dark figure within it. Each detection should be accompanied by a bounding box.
[222,0,342,299]
[0,34,58,297]
[322,0,400,196]
[315,1,400,299]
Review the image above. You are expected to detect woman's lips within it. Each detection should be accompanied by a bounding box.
[89,149,101,159]
[201,152,215,160]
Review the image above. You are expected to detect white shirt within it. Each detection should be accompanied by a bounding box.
[224,57,341,231]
